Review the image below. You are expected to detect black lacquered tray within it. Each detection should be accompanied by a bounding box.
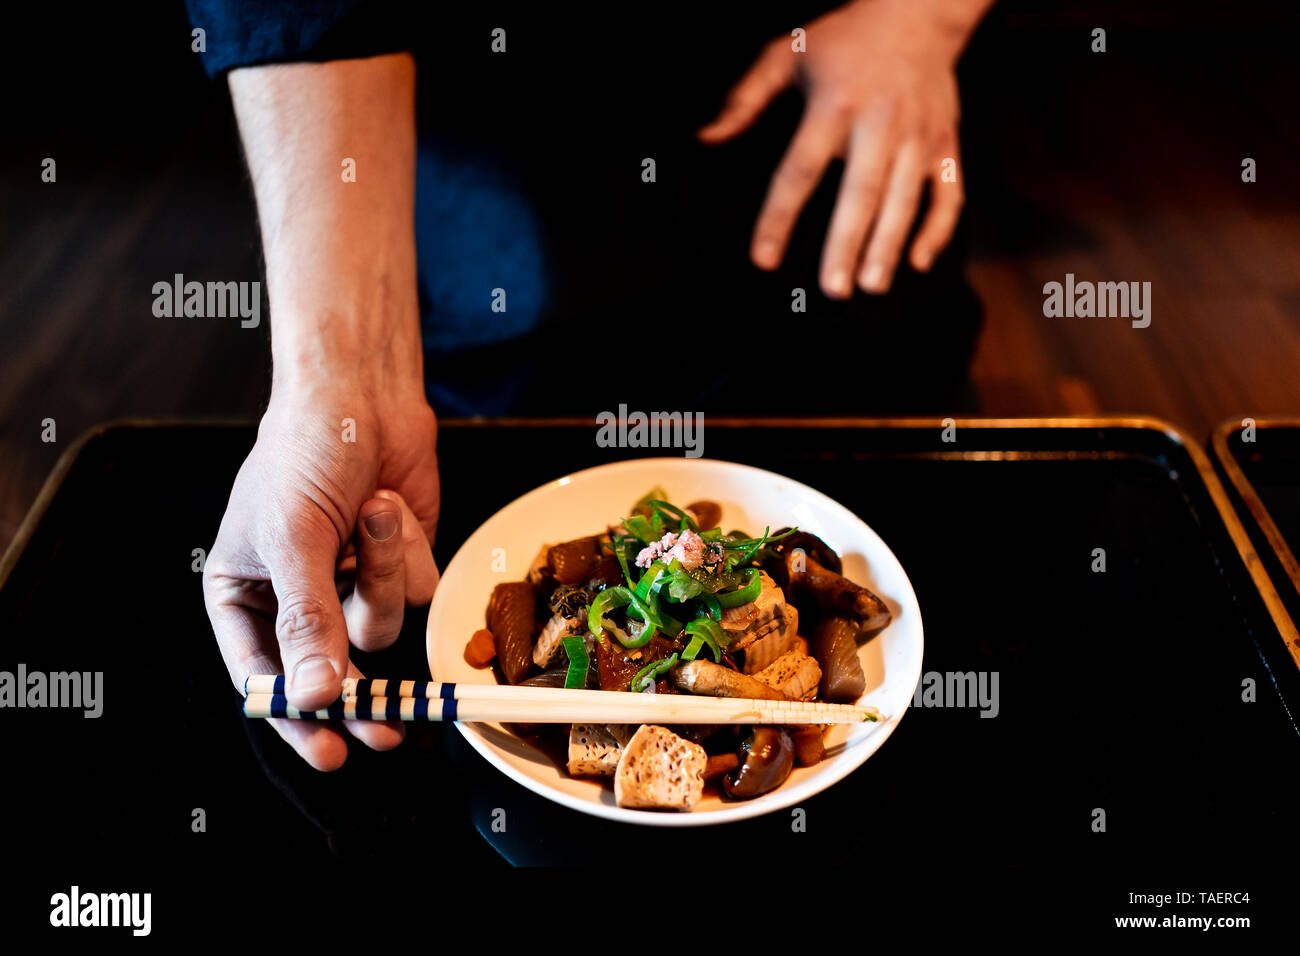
[1212,418,1300,665]
[1,418,1295,931]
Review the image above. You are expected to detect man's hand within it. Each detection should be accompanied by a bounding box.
[204,381,440,770]
[699,0,991,297]
[205,53,434,769]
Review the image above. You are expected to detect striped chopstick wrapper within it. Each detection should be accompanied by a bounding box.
[241,691,880,724]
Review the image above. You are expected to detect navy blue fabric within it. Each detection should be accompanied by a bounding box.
[184,0,413,76]
[414,135,549,353]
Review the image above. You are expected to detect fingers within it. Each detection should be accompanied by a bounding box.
[204,580,354,771]
[268,510,350,711]
[334,492,434,751]
[819,111,894,298]
[266,660,405,766]
[336,490,438,755]
[206,583,284,706]
[909,145,965,272]
[266,717,351,772]
[697,42,795,144]
[751,102,843,270]
[342,498,406,652]
[338,660,405,752]
[207,593,402,765]
[374,489,440,606]
[858,138,928,294]
[339,490,439,651]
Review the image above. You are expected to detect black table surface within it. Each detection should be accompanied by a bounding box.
[1,418,1295,935]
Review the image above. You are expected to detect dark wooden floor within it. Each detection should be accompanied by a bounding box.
[2,7,1298,556]
[961,16,1300,428]
[0,109,271,554]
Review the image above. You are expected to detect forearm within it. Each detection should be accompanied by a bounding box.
[228,53,422,398]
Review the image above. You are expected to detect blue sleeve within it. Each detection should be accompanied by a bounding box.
[183,0,415,77]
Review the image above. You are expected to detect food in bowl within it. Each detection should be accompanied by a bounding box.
[465,488,894,812]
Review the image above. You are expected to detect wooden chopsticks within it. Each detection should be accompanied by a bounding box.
[241,675,881,725]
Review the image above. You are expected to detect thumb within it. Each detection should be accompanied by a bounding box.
[697,42,795,144]
[269,507,350,710]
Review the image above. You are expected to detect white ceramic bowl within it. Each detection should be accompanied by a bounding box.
[427,457,923,826]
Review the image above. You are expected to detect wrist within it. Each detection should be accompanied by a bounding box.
[266,359,432,450]
[925,0,992,64]
[271,355,427,410]
[270,296,425,399]
[868,0,990,65]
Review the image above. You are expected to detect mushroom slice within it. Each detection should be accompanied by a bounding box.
[684,500,722,531]
[604,724,638,747]
[723,728,795,799]
[787,553,891,632]
[671,660,788,700]
[790,725,827,766]
[614,724,707,811]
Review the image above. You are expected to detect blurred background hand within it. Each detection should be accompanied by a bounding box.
[699,0,989,298]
